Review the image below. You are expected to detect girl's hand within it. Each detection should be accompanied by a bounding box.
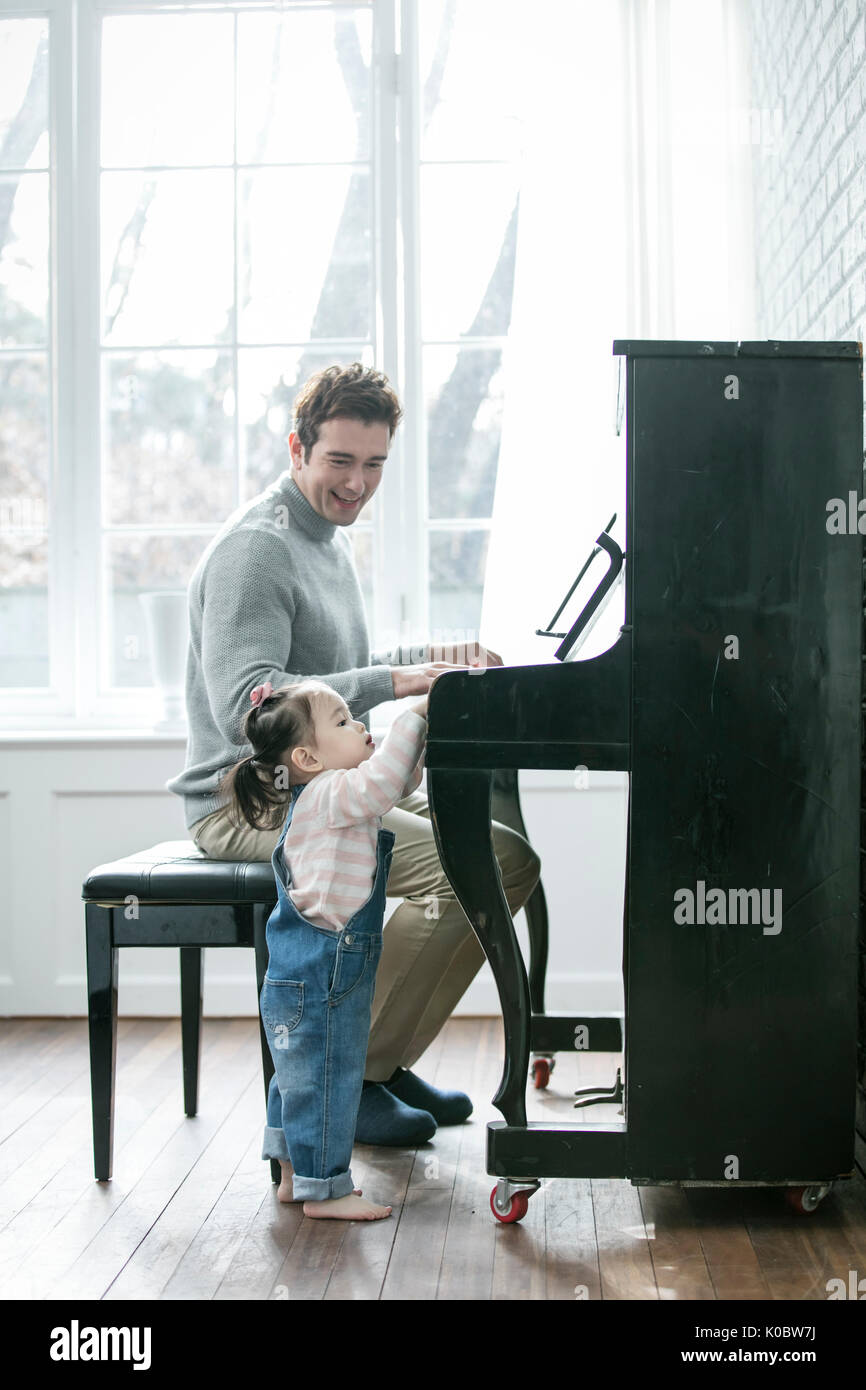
[410,661,455,717]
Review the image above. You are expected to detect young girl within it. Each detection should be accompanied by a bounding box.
[220,678,428,1221]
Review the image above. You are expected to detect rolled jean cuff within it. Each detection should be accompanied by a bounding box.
[289,1171,356,1202]
[261,1125,289,1161]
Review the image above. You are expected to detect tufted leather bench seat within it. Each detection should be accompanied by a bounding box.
[82,840,279,1183]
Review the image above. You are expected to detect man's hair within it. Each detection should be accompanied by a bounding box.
[292,362,403,456]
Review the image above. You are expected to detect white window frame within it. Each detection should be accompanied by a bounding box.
[1,0,498,730]
[0,0,75,727]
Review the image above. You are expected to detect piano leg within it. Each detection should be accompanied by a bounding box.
[427,767,531,1128]
[491,769,550,1015]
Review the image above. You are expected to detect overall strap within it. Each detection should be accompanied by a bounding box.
[273,782,306,862]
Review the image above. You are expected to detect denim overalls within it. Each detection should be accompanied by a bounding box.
[260,781,396,1201]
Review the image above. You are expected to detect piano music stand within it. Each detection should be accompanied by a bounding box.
[535,512,624,662]
[426,338,863,1223]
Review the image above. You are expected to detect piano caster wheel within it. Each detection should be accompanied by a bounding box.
[785,1183,832,1215]
[490,1188,529,1223]
[490,1179,539,1224]
[530,1056,555,1090]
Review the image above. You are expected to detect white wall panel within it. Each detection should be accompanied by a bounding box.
[0,738,627,1018]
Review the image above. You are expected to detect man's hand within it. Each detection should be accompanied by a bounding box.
[391,662,469,700]
[425,640,503,669]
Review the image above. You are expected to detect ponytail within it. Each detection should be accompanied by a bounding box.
[219,681,321,831]
[220,754,290,831]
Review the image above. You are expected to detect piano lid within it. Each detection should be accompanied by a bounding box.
[612,338,862,359]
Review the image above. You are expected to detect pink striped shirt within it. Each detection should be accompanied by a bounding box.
[283,707,426,931]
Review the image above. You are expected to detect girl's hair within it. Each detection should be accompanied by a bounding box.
[220,680,327,831]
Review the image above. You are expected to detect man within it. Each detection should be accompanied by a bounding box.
[166,363,541,1147]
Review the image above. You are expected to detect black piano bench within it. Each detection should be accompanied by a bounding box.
[81,841,279,1185]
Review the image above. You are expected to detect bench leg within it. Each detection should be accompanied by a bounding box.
[254,906,280,1186]
[180,947,203,1117]
[85,904,118,1182]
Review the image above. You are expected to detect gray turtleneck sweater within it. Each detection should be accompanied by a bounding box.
[165,469,426,830]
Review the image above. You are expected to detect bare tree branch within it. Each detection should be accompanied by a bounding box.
[294,17,370,377]
[427,197,520,516]
[238,19,286,316]
[264,7,460,409]
[334,15,366,123]
[0,35,49,249]
[423,0,457,133]
[104,181,157,339]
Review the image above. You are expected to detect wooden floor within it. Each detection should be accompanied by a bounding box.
[1,1016,865,1301]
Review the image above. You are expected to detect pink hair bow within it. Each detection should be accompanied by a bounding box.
[250,681,273,708]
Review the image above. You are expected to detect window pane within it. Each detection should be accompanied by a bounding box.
[0,531,48,685]
[421,165,518,340]
[101,14,233,168]
[101,172,234,346]
[0,351,50,688]
[429,529,489,636]
[420,1,522,163]
[0,18,50,693]
[107,533,210,688]
[238,168,371,342]
[239,344,374,500]
[0,19,49,171]
[237,9,371,165]
[0,172,48,346]
[425,344,503,519]
[104,352,236,526]
[0,353,49,513]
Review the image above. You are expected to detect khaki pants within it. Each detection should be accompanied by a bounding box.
[191,788,541,1082]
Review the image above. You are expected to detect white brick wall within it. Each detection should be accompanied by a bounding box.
[749,0,866,351]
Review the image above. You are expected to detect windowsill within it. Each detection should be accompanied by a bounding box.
[0,730,626,792]
[0,726,191,745]
[0,723,397,746]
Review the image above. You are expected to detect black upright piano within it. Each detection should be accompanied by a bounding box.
[426,339,863,1222]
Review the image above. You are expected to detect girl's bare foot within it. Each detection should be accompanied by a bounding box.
[277,1159,295,1203]
[277,1159,362,1204]
[302,1193,392,1221]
